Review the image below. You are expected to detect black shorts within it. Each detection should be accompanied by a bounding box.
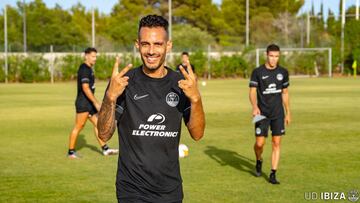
[255,117,285,137]
[116,197,181,203]
[75,99,97,116]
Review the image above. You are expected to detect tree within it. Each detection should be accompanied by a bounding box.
[24,0,86,51]
[221,0,245,36]
[172,0,222,36]
[326,9,339,36]
[250,11,276,47]
[172,24,215,51]
[253,0,304,16]
[0,5,22,51]
[273,12,301,46]
[111,0,161,21]
[345,16,360,71]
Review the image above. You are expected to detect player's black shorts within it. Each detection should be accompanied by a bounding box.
[255,117,285,137]
[75,99,97,116]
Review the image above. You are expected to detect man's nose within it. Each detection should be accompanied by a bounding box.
[149,45,155,54]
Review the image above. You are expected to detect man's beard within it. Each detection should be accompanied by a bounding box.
[141,54,166,72]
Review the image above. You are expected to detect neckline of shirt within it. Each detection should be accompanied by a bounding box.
[263,64,279,71]
[83,63,92,69]
[138,66,172,81]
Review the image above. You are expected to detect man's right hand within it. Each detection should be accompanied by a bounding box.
[106,57,132,102]
[252,106,261,117]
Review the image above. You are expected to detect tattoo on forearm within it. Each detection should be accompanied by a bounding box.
[98,95,116,141]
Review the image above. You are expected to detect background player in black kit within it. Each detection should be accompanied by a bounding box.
[249,44,291,184]
[67,47,118,158]
[176,52,195,74]
[97,15,205,203]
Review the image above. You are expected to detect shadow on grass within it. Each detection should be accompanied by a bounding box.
[204,145,268,180]
[77,134,102,155]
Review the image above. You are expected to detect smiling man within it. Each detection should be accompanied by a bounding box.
[249,44,291,184]
[97,15,205,203]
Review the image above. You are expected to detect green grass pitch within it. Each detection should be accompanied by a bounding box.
[0,78,359,202]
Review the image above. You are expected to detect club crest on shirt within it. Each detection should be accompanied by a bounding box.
[276,73,283,81]
[166,92,179,107]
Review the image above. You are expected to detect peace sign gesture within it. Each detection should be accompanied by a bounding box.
[178,60,201,103]
[106,57,132,102]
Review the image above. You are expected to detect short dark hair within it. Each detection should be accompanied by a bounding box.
[182,52,189,56]
[266,44,280,53]
[84,47,97,54]
[138,15,169,38]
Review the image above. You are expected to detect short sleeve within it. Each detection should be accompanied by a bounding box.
[79,67,91,84]
[249,69,259,87]
[115,93,126,121]
[183,97,191,125]
[190,64,195,73]
[282,69,290,88]
[175,64,181,72]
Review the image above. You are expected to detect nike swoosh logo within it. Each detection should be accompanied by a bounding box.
[134,94,149,100]
[262,76,269,79]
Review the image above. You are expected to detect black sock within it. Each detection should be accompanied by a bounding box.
[257,159,262,164]
[102,144,109,151]
[68,149,75,155]
[271,169,277,175]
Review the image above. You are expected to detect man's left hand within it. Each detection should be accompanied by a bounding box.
[285,114,291,125]
[178,60,201,103]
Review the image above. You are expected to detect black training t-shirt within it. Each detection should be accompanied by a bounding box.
[76,63,95,103]
[176,63,195,73]
[114,66,191,202]
[249,65,289,119]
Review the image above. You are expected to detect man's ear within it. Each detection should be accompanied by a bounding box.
[135,39,140,49]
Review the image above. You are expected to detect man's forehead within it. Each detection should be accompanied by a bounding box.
[86,52,97,56]
[268,51,280,55]
[139,27,168,40]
